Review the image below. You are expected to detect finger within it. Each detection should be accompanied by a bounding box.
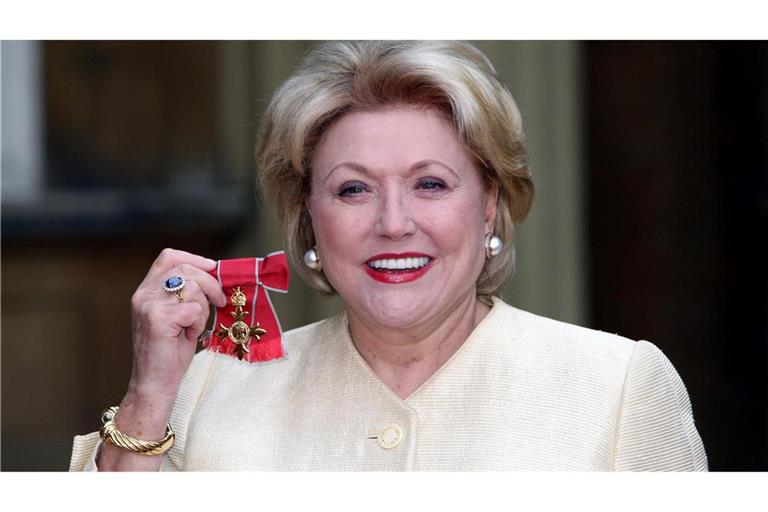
[148,301,206,339]
[149,261,226,308]
[169,264,228,307]
[181,301,209,345]
[167,279,211,329]
[146,248,217,281]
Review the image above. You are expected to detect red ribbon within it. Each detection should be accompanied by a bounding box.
[202,252,289,362]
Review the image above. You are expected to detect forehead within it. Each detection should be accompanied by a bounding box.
[311,105,475,175]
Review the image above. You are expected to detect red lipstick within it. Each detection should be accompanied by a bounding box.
[364,252,435,284]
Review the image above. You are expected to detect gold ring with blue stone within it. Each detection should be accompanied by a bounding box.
[163,275,186,302]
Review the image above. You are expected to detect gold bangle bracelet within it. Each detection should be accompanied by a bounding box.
[99,406,175,456]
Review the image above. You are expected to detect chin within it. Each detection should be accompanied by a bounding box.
[359,293,433,329]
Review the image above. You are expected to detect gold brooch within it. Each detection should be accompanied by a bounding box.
[215,287,267,360]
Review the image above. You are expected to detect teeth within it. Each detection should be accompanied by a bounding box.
[368,257,430,270]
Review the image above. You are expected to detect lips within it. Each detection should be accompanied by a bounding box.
[364,252,435,284]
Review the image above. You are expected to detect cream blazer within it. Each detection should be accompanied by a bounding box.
[70,297,707,471]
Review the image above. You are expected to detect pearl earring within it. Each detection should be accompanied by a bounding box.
[304,248,322,270]
[485,233,503,258]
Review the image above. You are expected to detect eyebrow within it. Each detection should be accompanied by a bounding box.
[322,159,461,187]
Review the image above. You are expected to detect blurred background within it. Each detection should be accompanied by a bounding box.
[1,40,766,471]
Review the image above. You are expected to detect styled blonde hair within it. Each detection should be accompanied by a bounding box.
[257,41,534,302]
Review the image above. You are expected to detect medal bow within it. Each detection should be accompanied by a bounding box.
[202,252,289,362]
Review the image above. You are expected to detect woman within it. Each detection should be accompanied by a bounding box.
[70,41,707,471]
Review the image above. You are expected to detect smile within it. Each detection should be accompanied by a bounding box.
[364,253,435,284]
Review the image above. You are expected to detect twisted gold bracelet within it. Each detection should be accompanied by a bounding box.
[99,406,175,456]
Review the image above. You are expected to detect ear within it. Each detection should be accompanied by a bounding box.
[484,182,499,232]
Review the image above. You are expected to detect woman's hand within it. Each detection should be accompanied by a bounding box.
[127,248,227,402]
[98,248,226,471]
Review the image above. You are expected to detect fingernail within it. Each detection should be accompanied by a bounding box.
[205,258,217,267]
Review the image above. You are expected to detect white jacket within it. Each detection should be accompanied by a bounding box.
[70,297,707,471]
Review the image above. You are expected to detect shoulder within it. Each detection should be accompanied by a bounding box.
[486,299,700,404]
[486,299,707,470]
[488,300,696,403]
[281,311,347,360]
[488,298,707,470]
[482,299,686,420]
[487,297,638,370]
[283,314,341,346]
[455,298,644,417]
[613,337,708,470]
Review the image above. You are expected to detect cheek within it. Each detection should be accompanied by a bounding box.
[310,200,369,265]
[426,193,488,241]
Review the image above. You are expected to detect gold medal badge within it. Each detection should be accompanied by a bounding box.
[215,287,267,360]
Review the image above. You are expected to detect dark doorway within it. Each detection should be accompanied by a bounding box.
[585,41,768,470]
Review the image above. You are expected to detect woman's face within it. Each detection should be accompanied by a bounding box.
[308,105,497,330]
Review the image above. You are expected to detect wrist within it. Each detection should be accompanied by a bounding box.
[116,392,175,440]
[125,377,181,405]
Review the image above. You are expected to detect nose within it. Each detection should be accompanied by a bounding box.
[374,187,416,240]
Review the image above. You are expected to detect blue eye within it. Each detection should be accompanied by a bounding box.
[417,178,446,191]
[338,182,367,196]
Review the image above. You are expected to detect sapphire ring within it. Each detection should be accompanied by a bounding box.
[162,275,186,302]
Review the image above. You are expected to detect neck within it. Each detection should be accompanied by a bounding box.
[347,294,491,399]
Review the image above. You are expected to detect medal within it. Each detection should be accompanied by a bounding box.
[201,253,289,362]
[215,287,268,360]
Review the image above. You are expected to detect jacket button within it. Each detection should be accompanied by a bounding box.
[377,424,403,449]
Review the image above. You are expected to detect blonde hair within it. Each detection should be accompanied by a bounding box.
[257,41,534,302]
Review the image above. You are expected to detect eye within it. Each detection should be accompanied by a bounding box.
[417,177,447,191]
[337,181,367,197]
